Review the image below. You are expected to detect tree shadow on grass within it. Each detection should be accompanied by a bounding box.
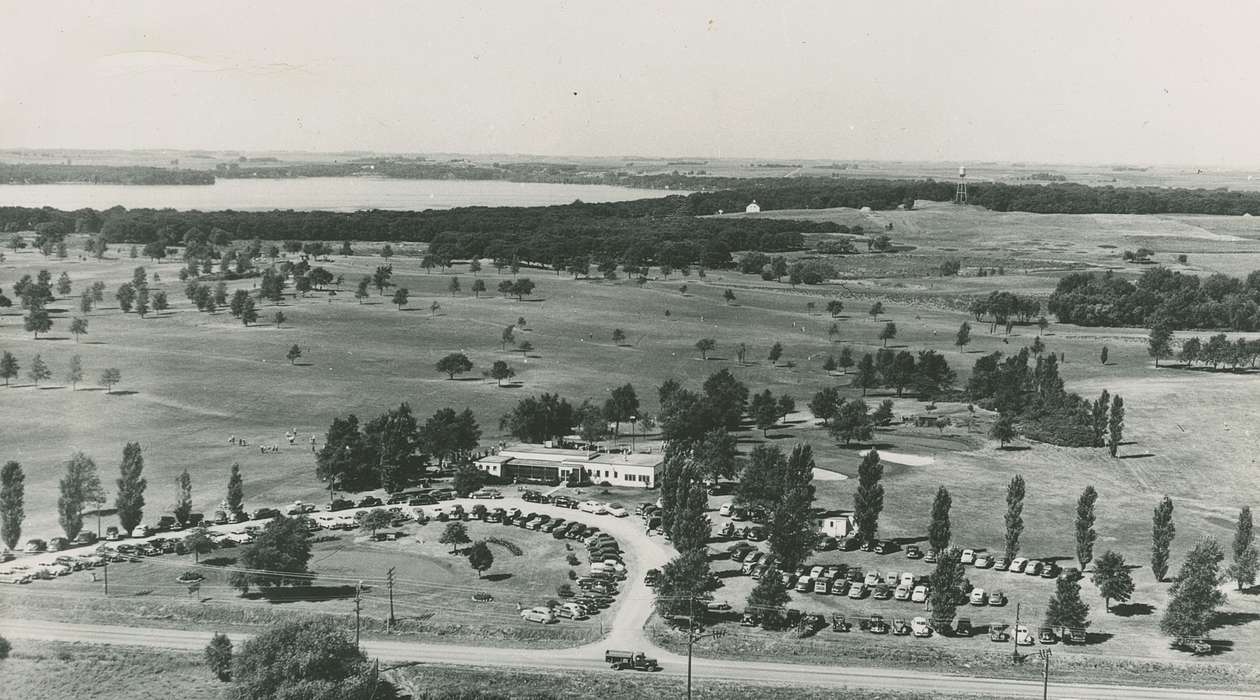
[1040,555,1075,564]
[1211,611,1260,630]
[998,445,1032,452]
[36,336,71,341]
[201,557,237,567]
[482,573,513,582]
[1110,603,1155,617]
[82,340,107,345]
[38,385,66,390]
[1084,631,1115,645]
[291,361,314,367]
[77,386,107,392]
[450,376,482,382]
[258,585,359,603]
[497,382,525,389]
[1118,453,1155,459]
[891,535,928,546]
[105,390,139,396]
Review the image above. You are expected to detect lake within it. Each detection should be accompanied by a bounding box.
[0,176,681,212]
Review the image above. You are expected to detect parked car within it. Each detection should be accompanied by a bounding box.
[604,503,628,518]
[955,618,974,637]
[104,526,121,541]
[905,545,923,559]
[813,579,830,594]
[252,507,281,520]
[356,496,382,508]
[48,537,70,552]
[990,623,1011,642]
[993,556,1010,571]
[23,539,47,554]
[816,536,838,551]
[718,503,734,517]
[973,553,993,569]
[911,585,929,603]
[794,576,814,593]
[1024,560,1044,577]
[873,540,897,555]
[579,501,606,514]
[969,588,988,606]
[894,584,912,601]
[867,614,889,634]
[1038,626,1059,644]
[988,590,1008,607]
[469,489,502,500]
[328,498,355,511]
[960,548,976,565]
[1015,625,1035,646]
[891,618,911,635]
[911,617,932,638]
[830,578,851,596]
[520,607,555,624]
[745,527,766,542]
[1008,557,1029,573]
[552,496,578,509]
[847,583,867,600]
[73,531,97,546]
[1040,561,1060,579]
[924,549,938,563]
[873,584,893,600]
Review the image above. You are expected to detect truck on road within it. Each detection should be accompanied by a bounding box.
[604,649,661,671]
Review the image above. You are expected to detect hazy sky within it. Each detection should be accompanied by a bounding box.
[4,1,1260,165]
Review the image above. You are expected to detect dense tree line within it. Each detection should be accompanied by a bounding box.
[1049,268,1260,331]
[1171,333,1260,369]
[0,163,214,186]
[316,404,480,493]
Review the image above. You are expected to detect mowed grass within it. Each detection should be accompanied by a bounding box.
[1,211,1259,666]
[3,522,601,646]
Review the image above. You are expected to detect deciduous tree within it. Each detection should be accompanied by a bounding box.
[440,521,471,554]
[1045,569,1090,630]
[490,360,515,386]
[226,463,245,518]
[205,632,232,682]
[0,352,18,386]
[1076,485,1098,569]
[879,321,897,347]
[58,451,103,539]
[695,338,715,360]
[852,449,884,544]
[234,516,313,591]
[928,486,952,553]
[1092,550,1135,612]
[1161,538,1227,639]
[27,354,50,385]
[435,352,473,379]
[174,469,193,526]
[0,461,24,550]
[1229,506,1257,591]
[1004,475,1025,560]
[467,540,493,578]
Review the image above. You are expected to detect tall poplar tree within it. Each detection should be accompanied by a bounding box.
[1151,496,1176,582]
[928,486,952,553]
[0,461,24,550]
[115,442,147,534]
[1075,485,1098,568]
[1230,506,1257,590]
[1108,395,1125,457]
[1004,475,1026,560]
[226,463,245,518]
[852,450,884,545]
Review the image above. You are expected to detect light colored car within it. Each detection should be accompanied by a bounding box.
[1009,557,1029,573]
[969,588,988,606]
[604,503,628,518]
[863,572,880,587]
[911,585,929,603]
[520,607,555,624]
[1015,624,1035,646]
[813,578,830,594]
[884,571,899,586]
[795,576,814,593]
[578,501,606,514]
[718,503,734,517]
[960,548,976,565]
[899,572,915,587]
[973,553,993,569]
[847,582,867,599]
[894,584,912,601]
[911,617,932,638]
[809,565,824,579]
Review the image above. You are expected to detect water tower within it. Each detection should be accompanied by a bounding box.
[954,166,968,205]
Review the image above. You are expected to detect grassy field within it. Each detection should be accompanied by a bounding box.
[1,640,224,700]
[1,201,1259,673]
[385,662,997,699]
[3,520,607,646]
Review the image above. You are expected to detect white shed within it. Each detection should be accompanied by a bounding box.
[745,200,761,214]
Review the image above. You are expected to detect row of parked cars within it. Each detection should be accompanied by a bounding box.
[522,530,626,624]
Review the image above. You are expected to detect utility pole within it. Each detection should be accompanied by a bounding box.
[684,596,725,700]
[386,567,396,630]
[1012,602,1021,663]
[354,580,363,644]
[103,558,108,596]
[1037,648,1053,700]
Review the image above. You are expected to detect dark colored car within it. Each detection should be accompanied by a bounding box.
[552,496,578,509]
[867,615,889,634]
[905,545,923,559]
[357,496,383,508]
[873,540,898,555]
[1040,562,1060,579]
[328,498,355,511]
[252,508,280,520]
[955,618,973,637]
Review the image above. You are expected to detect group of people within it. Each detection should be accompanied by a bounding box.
[227,430,318,454]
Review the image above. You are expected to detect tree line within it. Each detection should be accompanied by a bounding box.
[1049,267,1260,331]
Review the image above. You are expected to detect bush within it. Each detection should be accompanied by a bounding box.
[0,635,10,660]
[566,553,580,566]
[204,632,232,681]
[484,536,523,556]
[567,569,577,580]
[557,584,573,598]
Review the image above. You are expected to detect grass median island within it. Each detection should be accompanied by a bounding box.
[2,523,604,647]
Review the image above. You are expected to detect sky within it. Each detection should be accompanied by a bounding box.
[3,1,1260,166]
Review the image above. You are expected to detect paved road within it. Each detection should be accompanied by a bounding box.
[3,618,1258,699]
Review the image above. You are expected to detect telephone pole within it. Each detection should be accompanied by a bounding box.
[354,580,363,644]
[386,567,396,630]
[684,596,725,700]
[1037,648,1053,700]
[102,558,109,596]
[1012,602,1021,663]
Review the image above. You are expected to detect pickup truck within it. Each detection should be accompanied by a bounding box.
[604,649,661,671]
